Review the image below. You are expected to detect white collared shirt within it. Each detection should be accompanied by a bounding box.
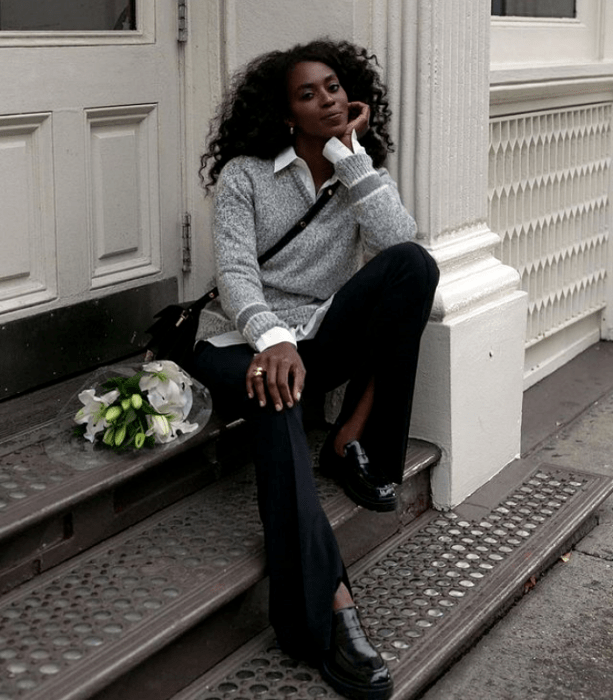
[208,133,365,350]
[274,131,365,200]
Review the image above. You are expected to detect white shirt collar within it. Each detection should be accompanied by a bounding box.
[274,145,303,174]
[274,145,338,200]
[274,132,363,173]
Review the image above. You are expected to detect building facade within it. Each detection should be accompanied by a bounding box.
[1,0,610,507]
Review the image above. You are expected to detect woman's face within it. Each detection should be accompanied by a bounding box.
[286,61,349,142]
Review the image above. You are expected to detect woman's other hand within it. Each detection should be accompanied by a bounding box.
[246,342,306,411]
[342,101,370,149]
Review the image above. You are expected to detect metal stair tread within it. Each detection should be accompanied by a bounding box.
[0,405,228,542]
[171,463,613,700]
[0,463,262,700]
[0,365,437,546]
[0,436,438,700]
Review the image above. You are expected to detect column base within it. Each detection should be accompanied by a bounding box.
[412,285,527,509]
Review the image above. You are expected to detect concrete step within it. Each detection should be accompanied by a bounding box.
[0,428,439,700]
[171,463,613,700]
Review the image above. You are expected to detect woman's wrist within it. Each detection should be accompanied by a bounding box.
[323,131,366,165]
[255,326,297,352]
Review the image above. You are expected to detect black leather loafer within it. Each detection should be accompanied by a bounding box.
[320,606,393,700]
[319,435,397,512]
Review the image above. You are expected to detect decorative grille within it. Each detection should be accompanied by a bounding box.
[489,104,611,350]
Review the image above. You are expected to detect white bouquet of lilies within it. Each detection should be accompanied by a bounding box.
[74,360,199,450]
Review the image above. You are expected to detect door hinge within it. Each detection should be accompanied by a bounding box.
[182,213,192,273]
[178,0,188,42]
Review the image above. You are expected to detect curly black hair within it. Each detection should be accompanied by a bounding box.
[199,39,394,191]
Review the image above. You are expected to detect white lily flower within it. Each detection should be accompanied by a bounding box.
[75,361,200,450]
[74,389,120,443]
[140,361,193,421]
[140,360,192,390]
[146,413,172,443]
[168,417,200,439]
[145,411,200,445]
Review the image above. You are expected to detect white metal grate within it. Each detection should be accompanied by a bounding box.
[489,104,610,359]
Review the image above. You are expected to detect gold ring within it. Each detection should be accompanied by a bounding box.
[253,367,264,377]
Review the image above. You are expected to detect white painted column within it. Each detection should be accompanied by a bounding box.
[375,0,527,507]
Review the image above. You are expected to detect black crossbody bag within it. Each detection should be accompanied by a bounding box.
[145,182,340,369]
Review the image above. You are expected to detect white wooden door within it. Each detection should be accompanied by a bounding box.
[0,0,183,324]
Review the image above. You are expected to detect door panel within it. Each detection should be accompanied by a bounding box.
[0,113,56,311]
[0,0,181,319]
[0,0,183,396]
[86,104,160,289]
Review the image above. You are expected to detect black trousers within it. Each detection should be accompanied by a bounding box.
[192,242,439,657]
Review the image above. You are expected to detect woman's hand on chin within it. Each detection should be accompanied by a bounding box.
[246,342,306,411]
[341,101,370,149]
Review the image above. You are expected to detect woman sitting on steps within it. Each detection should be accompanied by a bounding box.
[193,38,439,700]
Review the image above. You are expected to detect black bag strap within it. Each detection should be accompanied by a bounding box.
[188,181,341,316]
[258,181,340,265]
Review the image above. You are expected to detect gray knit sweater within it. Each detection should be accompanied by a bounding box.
[196,150,417,349]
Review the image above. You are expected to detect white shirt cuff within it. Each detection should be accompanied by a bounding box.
[255,326,297,352]
[323,130,366,164]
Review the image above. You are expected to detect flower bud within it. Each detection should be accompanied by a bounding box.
[135,432,146,449]
[131,393,143,409]
[121,398,131,411]
[114,425,127,446]
[105,405,122,422]
[103,427,115,445]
